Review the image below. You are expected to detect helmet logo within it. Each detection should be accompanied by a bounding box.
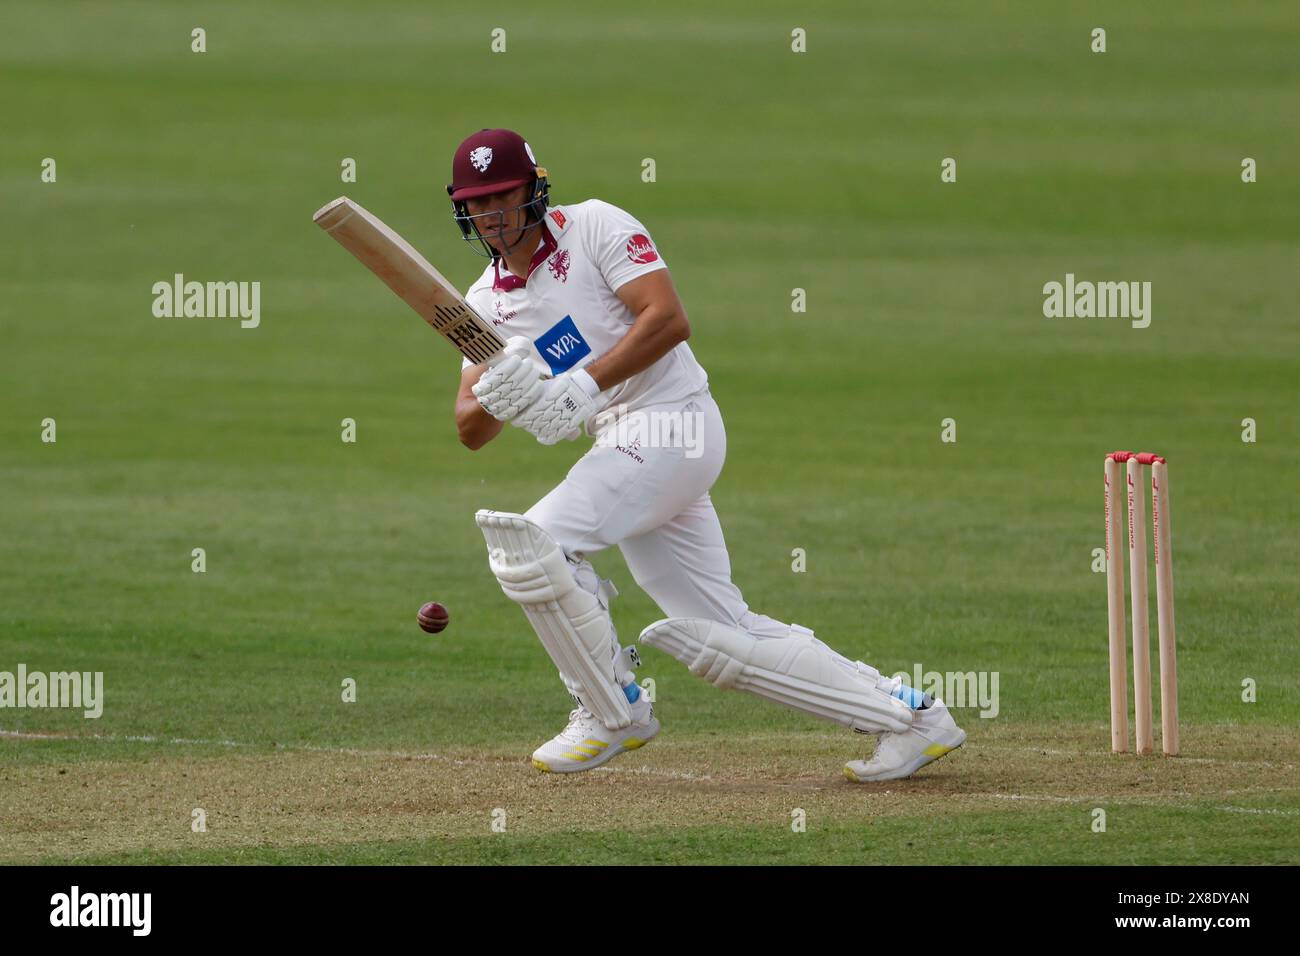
[469,146,494,172]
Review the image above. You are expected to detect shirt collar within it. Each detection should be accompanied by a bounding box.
[492,211,565,292]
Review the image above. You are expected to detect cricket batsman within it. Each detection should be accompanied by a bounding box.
[448,128,966,781]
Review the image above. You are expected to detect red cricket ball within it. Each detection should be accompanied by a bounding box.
[417,601,449,634]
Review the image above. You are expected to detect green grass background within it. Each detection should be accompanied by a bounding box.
[1,0,1297,863]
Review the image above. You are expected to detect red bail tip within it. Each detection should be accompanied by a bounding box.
[1107,450,1165,464]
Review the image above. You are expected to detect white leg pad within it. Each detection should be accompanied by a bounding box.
[476,510,632,730]
[639,617,913,734]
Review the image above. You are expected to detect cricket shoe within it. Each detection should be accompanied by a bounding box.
[531,685,659,774]
[843,698,966,783]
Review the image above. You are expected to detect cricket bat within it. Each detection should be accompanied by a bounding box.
[312,196,506,365]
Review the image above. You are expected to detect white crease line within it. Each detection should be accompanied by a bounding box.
[2,729,80,741]
[968,742,1297,770]
[2,728,244,747]
[0,728,709,782]
[651,733,1298,770]
[627,733,1299,773]
[1216,805,1300,817]
[986,793,1079,804]
[596,764,713,782]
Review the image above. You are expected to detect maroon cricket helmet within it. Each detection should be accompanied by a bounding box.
[446,128,551,259]
[447,128,545,200]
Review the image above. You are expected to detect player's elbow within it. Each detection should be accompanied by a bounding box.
[456,403,503,451]
[458,420,490,451]
[455,406,482,450]
[667,308,691,345]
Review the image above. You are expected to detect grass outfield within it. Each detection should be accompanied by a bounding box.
[2,1,1298,864]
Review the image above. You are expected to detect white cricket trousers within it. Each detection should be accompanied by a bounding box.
[525,389,791,640]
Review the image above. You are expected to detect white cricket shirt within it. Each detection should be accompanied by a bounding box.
[462,199,708,435]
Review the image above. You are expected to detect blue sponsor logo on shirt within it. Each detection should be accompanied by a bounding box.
[535,315,592,375]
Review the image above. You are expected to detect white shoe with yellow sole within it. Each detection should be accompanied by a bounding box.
[531,686,659,774]
[843,698,966,782]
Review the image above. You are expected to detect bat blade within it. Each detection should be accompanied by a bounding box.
[313,196,505,365]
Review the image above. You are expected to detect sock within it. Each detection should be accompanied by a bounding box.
[623,682,641,704]
[892,683,930,710]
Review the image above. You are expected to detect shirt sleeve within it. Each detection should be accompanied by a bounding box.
[582,200,668,293]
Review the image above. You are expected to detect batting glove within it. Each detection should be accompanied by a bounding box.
[472,336,544,422]
[514,368,602,445]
